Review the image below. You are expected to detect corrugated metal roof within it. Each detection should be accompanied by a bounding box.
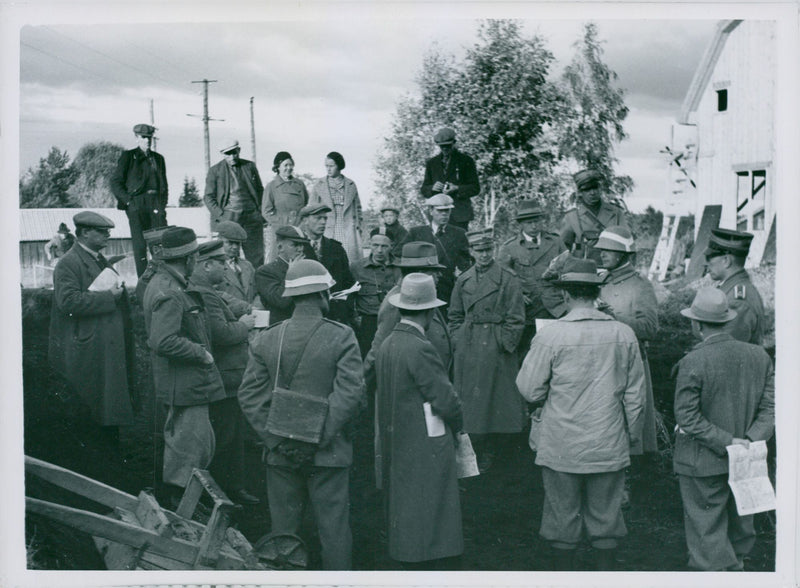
[18,207,212,241]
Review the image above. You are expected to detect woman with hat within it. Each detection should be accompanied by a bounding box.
[311,151,363,263]
[262,151,309,261]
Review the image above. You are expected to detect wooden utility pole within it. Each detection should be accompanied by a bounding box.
[149,99,157,151]
[187,79,223,171]
[249,97,256,164]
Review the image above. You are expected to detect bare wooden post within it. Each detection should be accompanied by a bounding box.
[250,97,257,164]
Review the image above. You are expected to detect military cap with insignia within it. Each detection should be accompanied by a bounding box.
[133,123,156,137]
[274,225,310,243]
[704,228,754,258]
[159,227,198,259]
[467,228,494,250]
[516,200,546,221]
[73,211,115,229]
[573,169,603,192]
[299,203,333,218]
[214,220,248,242]
[197,240,227,261]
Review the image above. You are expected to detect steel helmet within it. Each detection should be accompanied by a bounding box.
[595,225,636,253]
[283,259,336,297]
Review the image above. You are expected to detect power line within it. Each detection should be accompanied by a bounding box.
[121,39,204,81]
[21,41,109,81]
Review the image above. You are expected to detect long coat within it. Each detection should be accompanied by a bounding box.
[48,244,134,426]
[219,258,256,305]
[110,147,168,211]
[600,263,659,454]
[420,149,481,224]
[559,200,629,264]
[203,158,264,220]
[311,174,363,263]
[262,175,309,228]
[449,261,526,434]
[717,268,765,346]
[376,322,463,562]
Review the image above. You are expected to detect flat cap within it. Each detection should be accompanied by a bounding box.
[160,227,198,260]
[299,203,332,218]
[573,169,603,192]
[215,220,248,242]
[220,139,240,154]
[380,204,400,214]
[426,193,455,209]
[197,240,227,261]
[73,211,115,229]
[274,225,310,243]
[133,123,156,137]
[516,200,546,221]
[467,228,494,250]
[704,228,754,257]
[434,127,456,145]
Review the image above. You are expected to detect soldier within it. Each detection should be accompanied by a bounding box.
[135,225,174,304]
[380,204,408,246]
[497,200,565,358]
[254,226,309,326]
[238,260,366,570]
[420,127,480,231]
[673,287,774,570]
[559,169,629,264]
[449,228,526,473]
[704,228,765,345]
[214,220,257,307]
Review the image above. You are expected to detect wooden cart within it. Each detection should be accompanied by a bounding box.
[25,456,306,570]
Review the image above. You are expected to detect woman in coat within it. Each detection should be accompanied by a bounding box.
[262,151,309,260]
[311,151,363,262]
[448,230,526,472]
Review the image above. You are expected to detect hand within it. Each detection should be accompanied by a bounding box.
[202,350,215,365]
[432,181,445,193]
[110,283,125,298]
[445,183,458,195]
[732,437,751,448]
[238,313,256,329]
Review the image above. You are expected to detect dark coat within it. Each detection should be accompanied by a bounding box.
[376,322,463,562]
[673,333,774,477]
[204,158,264,219]
[48,244,134,426]
[254,257,294,326]
[238,305,366,468]
[384,222,408,249]
[303,237,356,325]
[449,261,526,434]
[559,200,629,264]
[142,265,226,407]
[421,149,480,224]
[110,147,168,211]
[717,269,765,346]
[219,258,256,305]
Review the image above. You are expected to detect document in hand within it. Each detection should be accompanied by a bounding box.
[330,282,361,300]
[252,310,271,328]
[726,440,776,516]
[88,267,120,291]
[455,433,479,479]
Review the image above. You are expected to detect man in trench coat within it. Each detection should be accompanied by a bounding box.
[48,211,135,441]
[376,273,464,569]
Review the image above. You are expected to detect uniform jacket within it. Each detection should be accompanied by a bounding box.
[110,147,168,211]
[559,200,629,263]
[238,305,366,468]
[261,175,309,227]
[717,269,765,346]
[601,263,659,454]
[189,272,250,397]
[143,264,226,407]
[673,333,774,477]
[376,321,463,562]
[303,237,356,325]
[311,174,363,263]
[449,261,526,434]
[517,307,646,474]
[204,158,264,219]
[48,243,134,426]
[497,231,565,322]
[220,258,256,305]
[348,255,401,317]
[421,149,480,224]
[254,257,294,326]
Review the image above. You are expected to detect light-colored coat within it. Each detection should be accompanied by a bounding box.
[311,174,363,262]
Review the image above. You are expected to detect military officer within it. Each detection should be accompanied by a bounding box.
[704,228,765,346]
[135,225,174,304]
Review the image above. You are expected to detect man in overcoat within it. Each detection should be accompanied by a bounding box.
[110,123,168,276]
[254,226,309,326]
[703,228,765,346]
[497,200,565,359]
[517,257,645,571]
[142,227,226,505]
[204,139,265,267]
[673,287,774,571]
[376,273,464,569]
[238,260,365,570]
[189,240,260,506]
[559,169,630,265]
[214,220,257,307]
[48,211,135,442]
[420,127,480,230]
[449,229,526,472]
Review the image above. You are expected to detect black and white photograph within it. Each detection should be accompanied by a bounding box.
[2,2,797,587]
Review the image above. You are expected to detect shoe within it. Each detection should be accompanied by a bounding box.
[231,488,261,505]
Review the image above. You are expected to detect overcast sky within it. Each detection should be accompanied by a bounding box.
[19,18,720,215]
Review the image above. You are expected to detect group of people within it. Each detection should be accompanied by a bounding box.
[45,123,774,572]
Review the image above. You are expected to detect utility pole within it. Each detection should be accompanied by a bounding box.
[187,79,223,171]
[249,97,256,164]
[149,99,157,151]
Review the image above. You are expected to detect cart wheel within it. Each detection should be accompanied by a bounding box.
[252,532,308,570]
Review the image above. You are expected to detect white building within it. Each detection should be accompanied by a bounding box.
[678,19,776,266]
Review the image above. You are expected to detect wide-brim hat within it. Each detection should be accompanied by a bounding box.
[299,203,332,218]
[595,225,636,253]
[704,227,754,257]
[388,273,446,310]
[133,123,156,138]
[516,200,546,221]
[680,287,738,323]
[220,139,240,154]
[553,257,603,286]
[159,227,198,259]
[283,259,336,297]
[426,194,454,209]
[395,242,446,269]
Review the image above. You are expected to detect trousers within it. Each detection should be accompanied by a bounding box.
[127,193,167,277]
[208,397,245,495]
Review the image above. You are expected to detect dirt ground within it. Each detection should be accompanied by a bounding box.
[22,281,776,572]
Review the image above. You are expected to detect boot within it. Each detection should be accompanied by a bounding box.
[593,547,617,571]
[550,546,576,571]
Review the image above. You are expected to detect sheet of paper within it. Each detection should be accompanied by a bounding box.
[422,402,445,437]
[252,310,270,328]
[726,440,776,516]
[330,282,361,300]
[88,267,120,291]
[535,318,556,331]
[455,432,479,479]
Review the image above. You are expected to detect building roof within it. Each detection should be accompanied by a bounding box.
[678,20,742,124]
[19,207,212,242]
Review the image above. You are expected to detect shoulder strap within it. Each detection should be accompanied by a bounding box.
[273,319,326,391]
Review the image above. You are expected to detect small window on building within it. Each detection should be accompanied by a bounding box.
[737,216,748,232]
[752,170,766,200]
[736,171,750,213]
[717,89,728,112]
[753,210,765,231]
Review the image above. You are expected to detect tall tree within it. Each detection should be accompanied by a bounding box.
[68,141,125,207]
[19,147,80,208]
[179,176,202,207]
[559,22,633,200]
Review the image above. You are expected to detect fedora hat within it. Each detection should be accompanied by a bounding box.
[388,273,446,310]
[283,259,336,297]
[680,287,738,323]
[595,225,636,253]
[395,242,446,269]
[553,257,603,286]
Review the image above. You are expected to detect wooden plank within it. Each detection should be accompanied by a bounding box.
[135,490,173,538]
[25,456,139,512]
[194,505,234,568]
[175,475,204,520]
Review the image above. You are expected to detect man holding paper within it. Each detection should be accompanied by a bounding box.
[673,287,775,571]
[48,212,135,442]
